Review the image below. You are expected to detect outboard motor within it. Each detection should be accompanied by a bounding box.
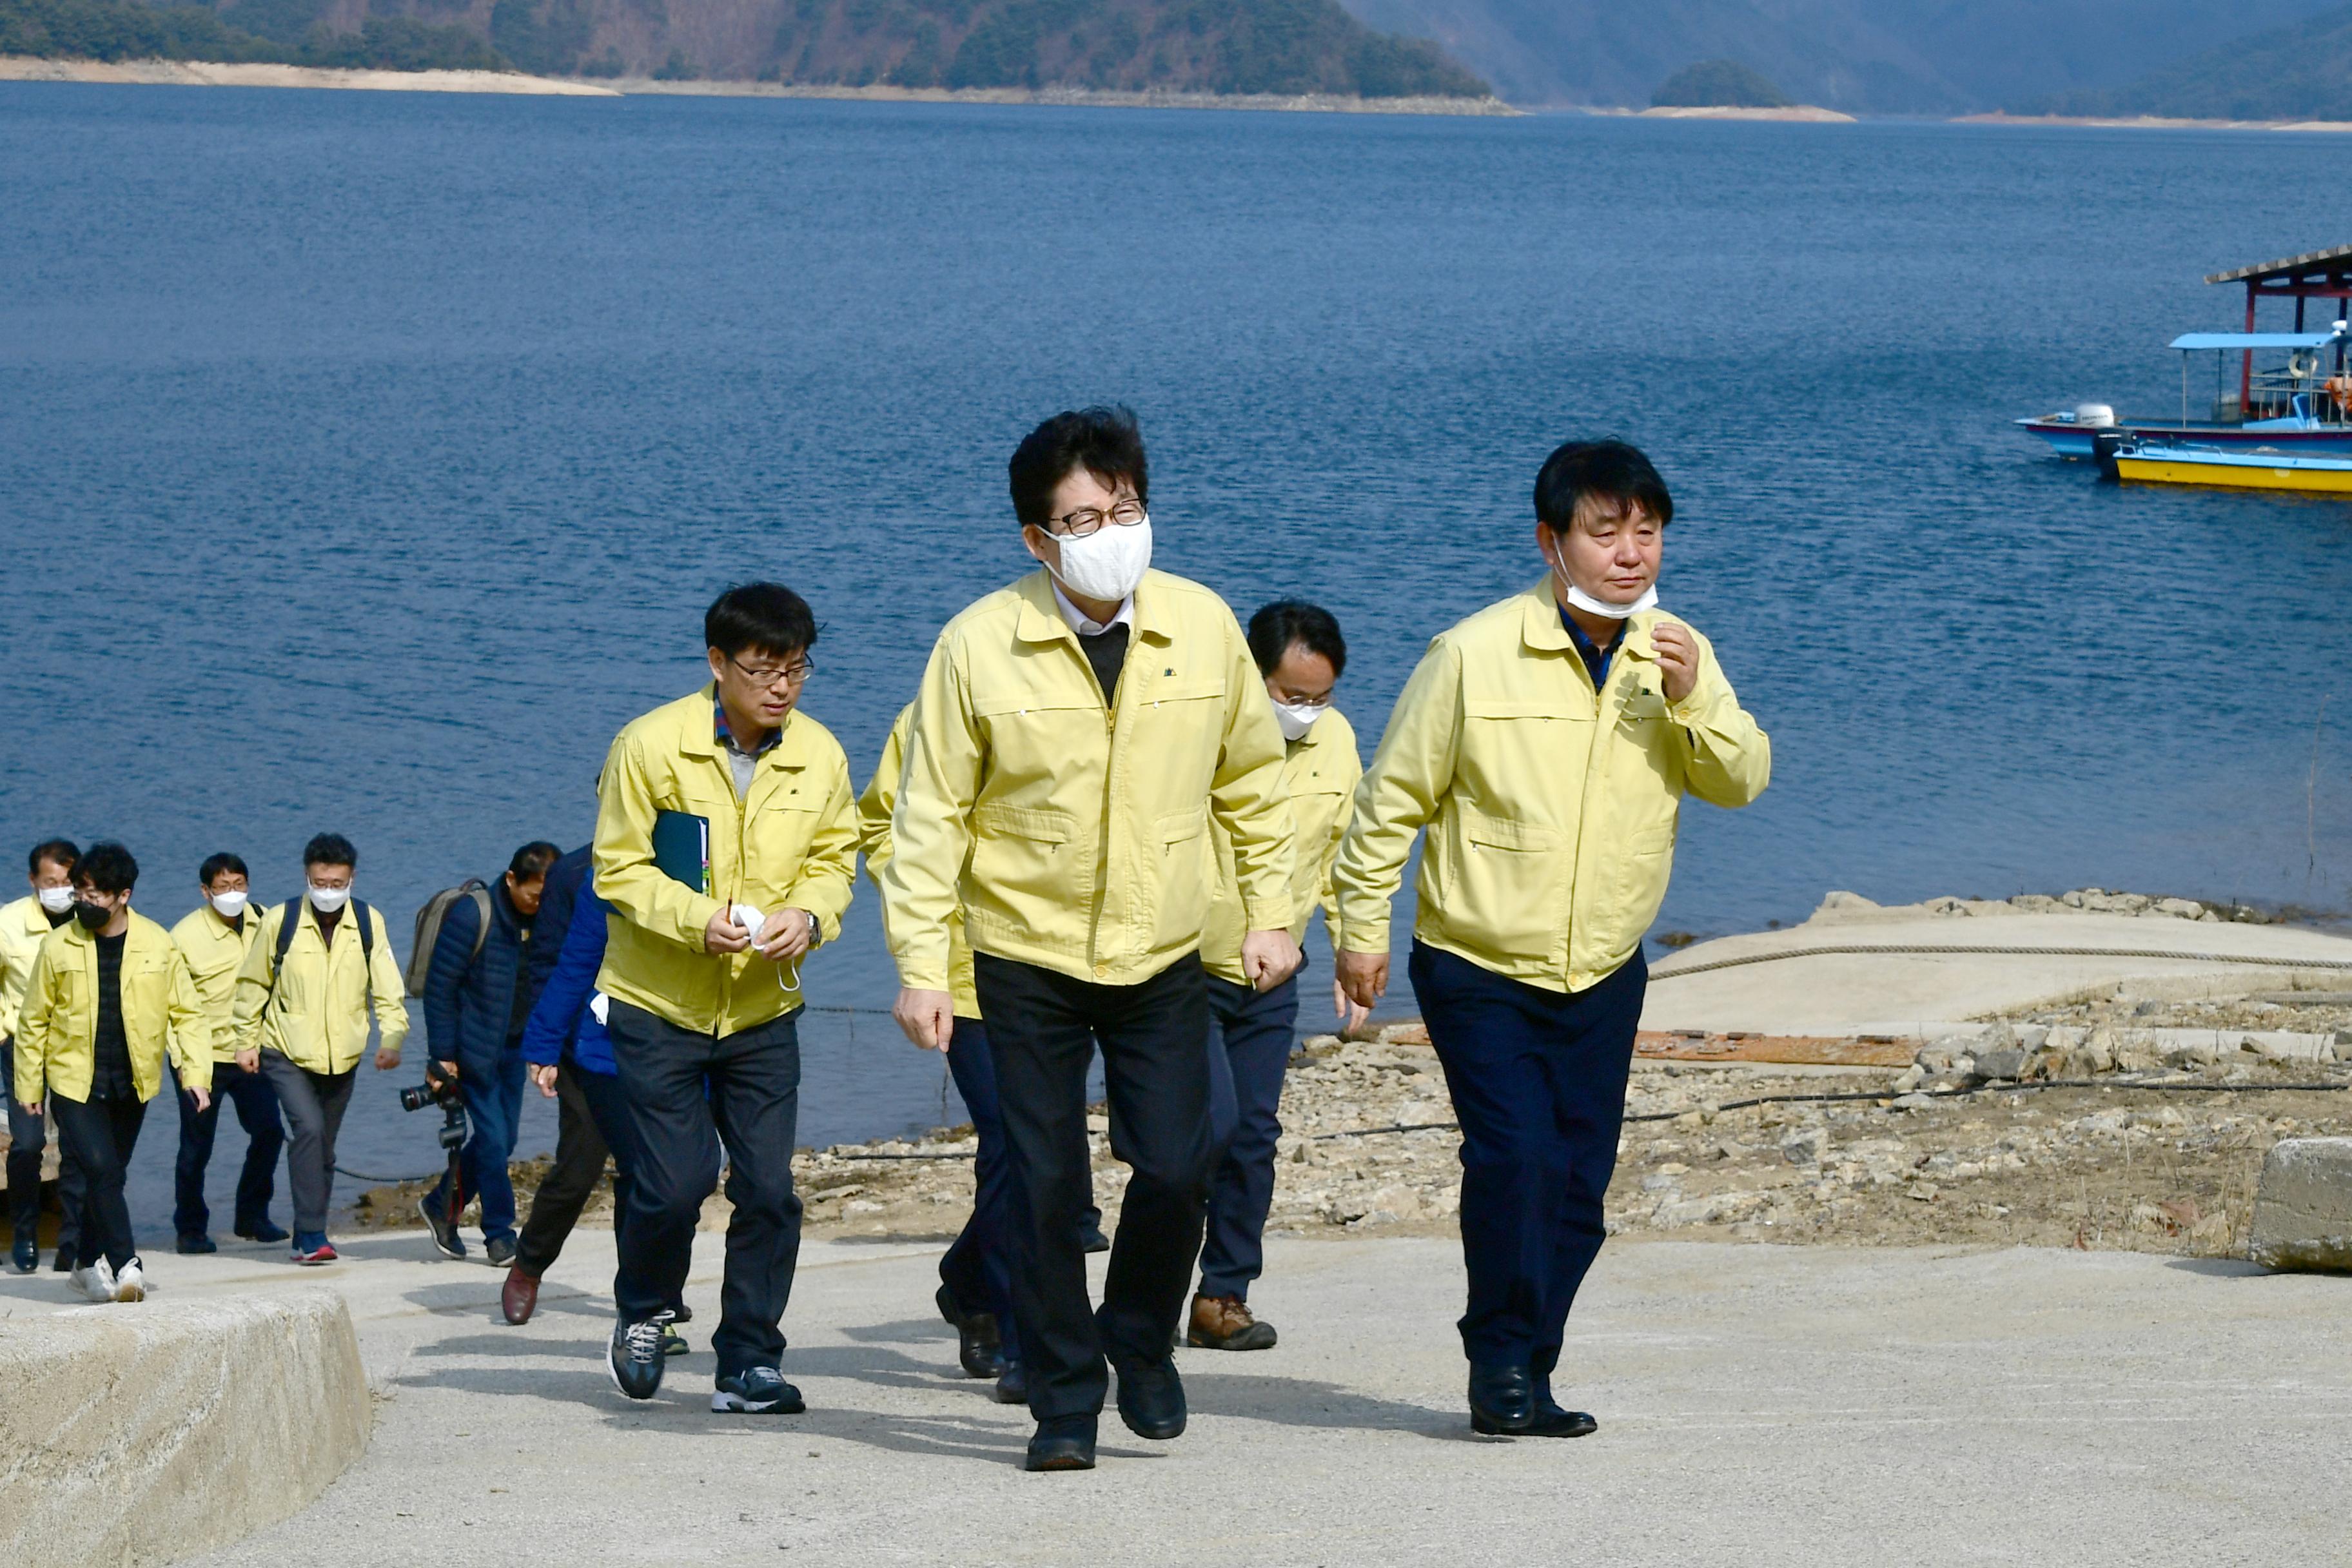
[2074,402,2117,428]
[2092,430,2124,482]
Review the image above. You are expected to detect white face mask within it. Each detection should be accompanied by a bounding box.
[1546,540,1658,621]
[210,890,250,919]
[36,885,75,914]
[1272,701,1326,742]
[308,883,351,914]
[1047,513,1153,604]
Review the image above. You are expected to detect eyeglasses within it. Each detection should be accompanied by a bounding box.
[727,656,816,690]
[1045,500,1146,538]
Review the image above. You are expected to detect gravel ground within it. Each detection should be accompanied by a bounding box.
[353,1025,2352,1264]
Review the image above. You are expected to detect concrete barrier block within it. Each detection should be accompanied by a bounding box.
[2248,1137,2352,1273]
[0,1288,370,1567]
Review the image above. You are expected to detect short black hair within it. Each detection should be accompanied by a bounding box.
[705,582,818,662]
[199,852,249,887]
[1008,406,1148,533]
[508,841,561,881]
[1534,440,1674,532]
[302,832,358,870]
[28,839,78,878]
[75,841,137,896]
[1248,600,1348,681]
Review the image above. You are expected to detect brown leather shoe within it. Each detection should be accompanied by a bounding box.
[501,1265,539,1326]
[1187,1291,1277,1351]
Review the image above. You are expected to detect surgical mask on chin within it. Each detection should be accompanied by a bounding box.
[1547,544,1658,621]
[1272,701,1326,742]
[210,890,250,919]
[1048,514,1153,603]
[36,885,75,915]
[308,883,351,914]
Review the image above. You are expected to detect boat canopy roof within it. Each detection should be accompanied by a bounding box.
[2168,331,2344,351]
[2208,244,2352,286]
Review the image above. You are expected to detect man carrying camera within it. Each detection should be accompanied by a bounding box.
[417,841,560,1268]
[231,833,411,1265]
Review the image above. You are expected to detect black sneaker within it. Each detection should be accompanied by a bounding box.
[418,1194,465,1260]
[235,1219,289,1244]
[1109,1349,1187,1440]
[608,1312,672,1401]
[712,1366,803,1414]
[176,1233,217,1255]
[935,1283,1004,1378]
[484,1236,518,1268]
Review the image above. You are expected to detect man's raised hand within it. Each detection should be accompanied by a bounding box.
[1651,621,1700,704]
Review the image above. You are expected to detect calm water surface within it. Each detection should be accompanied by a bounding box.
[3,88,2349,1239]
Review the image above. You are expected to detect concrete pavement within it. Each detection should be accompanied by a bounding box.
[1642,901,2352,1036]
[7,1226,2342,1566]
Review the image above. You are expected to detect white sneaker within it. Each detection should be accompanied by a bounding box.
[73,1258,116,1303]
[112,1257,146,1302]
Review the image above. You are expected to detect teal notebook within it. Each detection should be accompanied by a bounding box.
[651,810,712,896]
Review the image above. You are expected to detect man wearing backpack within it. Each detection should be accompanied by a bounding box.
[231,833,411,1265]
[416,841,560,1267]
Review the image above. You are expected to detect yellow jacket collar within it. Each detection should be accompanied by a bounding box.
[1517,578,1660,662]
[1012,569,1175,648]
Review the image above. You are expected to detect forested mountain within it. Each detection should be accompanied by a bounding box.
[0,0,1493,96]
[1335,0,2313,111]
[2020,4,2352,121]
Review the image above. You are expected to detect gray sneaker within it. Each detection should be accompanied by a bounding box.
[712,1366,804,1415]
[607,1311,672,1401]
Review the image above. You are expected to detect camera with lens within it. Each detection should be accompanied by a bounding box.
[397,1063,462,1115]
[398,1061,468,1153]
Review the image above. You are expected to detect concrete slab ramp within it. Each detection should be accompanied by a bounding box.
[0,1289,369,1567]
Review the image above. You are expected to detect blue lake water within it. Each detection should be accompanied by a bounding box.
[4,86,2351,1244]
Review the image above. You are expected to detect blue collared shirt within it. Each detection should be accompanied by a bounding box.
[1561,607,1625,691]
[714,699,781,798]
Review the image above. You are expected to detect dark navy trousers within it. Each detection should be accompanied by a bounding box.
[937,1017,1022,1365]
[1409,939,1645,1378]
[172,1058,284,1240]
[429,1043,527,1245]
[1198,970,1300,1301]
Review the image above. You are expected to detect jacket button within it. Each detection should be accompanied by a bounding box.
[1093,963,1110,977]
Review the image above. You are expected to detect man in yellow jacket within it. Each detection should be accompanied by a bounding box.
[168,852,287,1253]
[232,833,410,1266]
[1188,600,1364,1354]
[880,406,1298,1472]
[593,582,858,1415]
[13,843,211,1304]
[4,837,82,1274]
[1335,440,1770,1439]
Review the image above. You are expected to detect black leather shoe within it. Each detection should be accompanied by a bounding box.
[51,1244,75,1274]
[992,1362,1028,1405]
[234,1219,289,1244]
[1079,1220,1111,1255]
[1023,1416,1097,1472]
[1110,1350,1187,1440]
[936,1284,1005,1378]
[11,1232,37,1273]
[1525,1395,1598,1438]
[176,1233,217,1255]
[1467,1362,1536,1435]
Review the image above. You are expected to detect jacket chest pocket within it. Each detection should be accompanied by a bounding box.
[975,694,1111,776]
[1460,700,1589,797]
[745,793,821,892]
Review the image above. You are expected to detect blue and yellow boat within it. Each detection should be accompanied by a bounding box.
[2103,438,2352,495]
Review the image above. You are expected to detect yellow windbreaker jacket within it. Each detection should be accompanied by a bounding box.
[880,569,1297,991]
[0,894,61,1043]
[14,912,212,1103]
[860,703,979,1019]
[232,900,411,1074]
[1335,582,1770,994]
[1200,705,1362,986]
[593,687,860,1036]
[171,905,268,1063]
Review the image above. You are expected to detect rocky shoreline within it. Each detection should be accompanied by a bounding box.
[354,887,2352,1265]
